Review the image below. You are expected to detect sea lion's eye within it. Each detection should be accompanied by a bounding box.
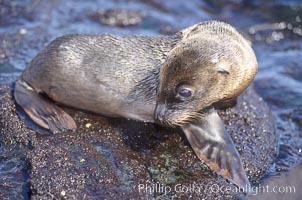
[177,86,193,99]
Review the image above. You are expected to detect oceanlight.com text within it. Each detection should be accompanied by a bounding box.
[137,182,296,196]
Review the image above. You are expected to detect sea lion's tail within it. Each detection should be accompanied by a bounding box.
[14,79,77,133]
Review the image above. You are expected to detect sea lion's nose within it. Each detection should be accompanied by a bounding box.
[154,104,167,123]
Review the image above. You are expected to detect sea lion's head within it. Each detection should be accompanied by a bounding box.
[154,21,258,126]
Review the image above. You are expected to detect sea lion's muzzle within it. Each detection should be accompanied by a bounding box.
[154,103,168,125]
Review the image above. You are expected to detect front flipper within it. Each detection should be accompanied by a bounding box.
[14,80,77,133]
[181,109,250,188]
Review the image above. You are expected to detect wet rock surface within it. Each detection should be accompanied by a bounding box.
[0,85,277,199]
[91,8,144,27]
[247,163,302,200]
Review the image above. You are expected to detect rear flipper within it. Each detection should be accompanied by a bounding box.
[14,80,77,133]
[181,109,250,188]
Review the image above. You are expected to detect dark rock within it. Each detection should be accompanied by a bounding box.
[0,85,277,199]
[247,163,302,200]
[159,26,179,35]
[91,9,144,27]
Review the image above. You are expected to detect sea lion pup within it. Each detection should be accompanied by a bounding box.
[14,21,258,188]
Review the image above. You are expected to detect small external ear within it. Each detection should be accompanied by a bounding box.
[217,67,230,75]
[216,60,230,75]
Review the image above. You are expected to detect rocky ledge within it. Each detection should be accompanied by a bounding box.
[0,85,277,199]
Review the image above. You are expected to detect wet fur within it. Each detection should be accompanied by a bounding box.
[14,21,256,187]
[19,34,181,123]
